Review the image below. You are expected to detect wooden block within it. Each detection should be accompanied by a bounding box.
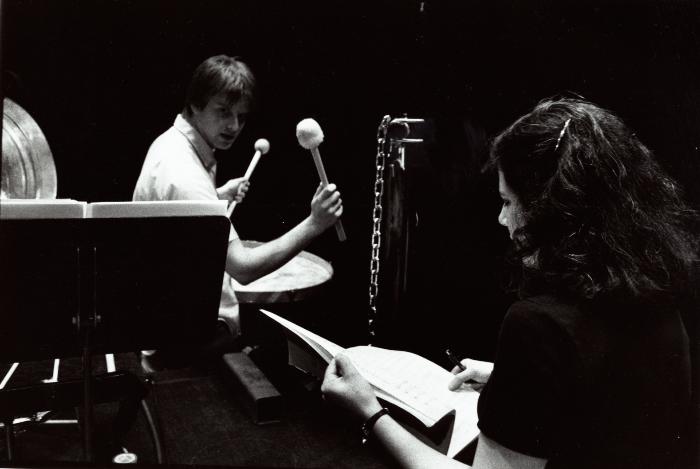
[221,352,283,424]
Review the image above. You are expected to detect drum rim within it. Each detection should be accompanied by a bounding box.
[232,240,334,303]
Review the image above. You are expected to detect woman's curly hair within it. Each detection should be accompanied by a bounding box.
[488,98,698,304]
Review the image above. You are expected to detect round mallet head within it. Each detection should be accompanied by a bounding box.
[296,118,324,149]
[254,138,270,155]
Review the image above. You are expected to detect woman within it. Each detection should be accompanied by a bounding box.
[321,98,697,468]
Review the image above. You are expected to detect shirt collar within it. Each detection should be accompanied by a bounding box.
[173,114,217,171]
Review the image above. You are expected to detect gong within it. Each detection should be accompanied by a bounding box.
[1,98,57,199]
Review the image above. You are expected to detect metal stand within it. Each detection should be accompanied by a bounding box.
[0,215,230,462]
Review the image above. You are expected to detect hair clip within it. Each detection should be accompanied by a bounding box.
[554,118,571,151]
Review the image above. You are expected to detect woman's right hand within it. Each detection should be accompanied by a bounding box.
[448,358,494,392]
[321,354,383,420]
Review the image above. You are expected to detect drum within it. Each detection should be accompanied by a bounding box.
[231,241,333,304]
[1,98,57,199]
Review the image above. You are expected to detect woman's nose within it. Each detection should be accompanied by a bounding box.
[498,207,507,227]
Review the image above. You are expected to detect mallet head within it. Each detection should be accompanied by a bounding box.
[296,118,324,150]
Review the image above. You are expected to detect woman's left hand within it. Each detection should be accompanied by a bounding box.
[321,354,383,420]
[448,358,493,392]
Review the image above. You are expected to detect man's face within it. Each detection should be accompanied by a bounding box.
[190,92,250,150]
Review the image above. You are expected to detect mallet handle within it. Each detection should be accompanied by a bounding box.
[311,147,346,242]
[228,149,263,217]
[311,147,329,186]
[244,150,263,179]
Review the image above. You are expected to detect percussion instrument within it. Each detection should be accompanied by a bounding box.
[1,98,57,199]
[231,240,333,304]
[0,356,122,392]
[368,116,424,342]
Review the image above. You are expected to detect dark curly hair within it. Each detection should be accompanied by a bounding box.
[488,98,698,304]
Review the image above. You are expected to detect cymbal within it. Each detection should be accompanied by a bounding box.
[2,98,57,199]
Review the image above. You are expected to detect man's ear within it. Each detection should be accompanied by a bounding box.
[185,103,202,117]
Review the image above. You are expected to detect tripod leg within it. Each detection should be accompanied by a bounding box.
[4,419,15,461]
[141,375,167,464]
[140,399,165,464]
[101,396,141,462]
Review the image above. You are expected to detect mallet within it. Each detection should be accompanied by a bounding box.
[227,138,270,217]
[296,118,346,241]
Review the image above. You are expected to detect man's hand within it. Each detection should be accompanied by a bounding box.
[448,358,494,392]
[217,177,250,203]
[321,354,382,420]
[309,182,343,232]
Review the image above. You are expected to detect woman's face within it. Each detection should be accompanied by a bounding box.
[498,170,523,239]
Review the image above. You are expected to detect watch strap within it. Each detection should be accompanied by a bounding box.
[361,407,389,444]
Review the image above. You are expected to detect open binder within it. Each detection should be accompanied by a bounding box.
[259,309,480,458]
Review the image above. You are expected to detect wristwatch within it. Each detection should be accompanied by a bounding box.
[361,408,389,444]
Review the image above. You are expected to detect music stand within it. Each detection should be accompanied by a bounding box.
[0,215,230,461]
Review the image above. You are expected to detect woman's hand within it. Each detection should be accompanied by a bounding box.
[321,354,383,420]
[217,177,250,203]
[448,358,494,392]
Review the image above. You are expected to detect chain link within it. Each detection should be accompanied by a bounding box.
[368,115,392,343]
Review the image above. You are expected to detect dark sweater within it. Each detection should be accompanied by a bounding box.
[477,295,691,469]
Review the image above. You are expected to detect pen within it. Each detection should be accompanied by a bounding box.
[446,349,483,388]
[445,349,466,372]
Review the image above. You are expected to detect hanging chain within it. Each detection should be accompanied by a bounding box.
[367,116,424,343]
[368,115,392,343]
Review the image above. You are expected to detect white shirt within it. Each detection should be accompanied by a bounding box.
[134,114,241,335]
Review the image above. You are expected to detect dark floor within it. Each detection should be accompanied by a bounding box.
[0,347,398,469]
[3,339,695,469]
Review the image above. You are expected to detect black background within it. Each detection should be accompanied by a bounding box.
[3,0,700,365]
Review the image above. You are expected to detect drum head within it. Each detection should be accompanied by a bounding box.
[232,240,334,304]
[2,98,57,199]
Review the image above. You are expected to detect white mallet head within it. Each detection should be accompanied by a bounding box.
[296,118,324,149]
[254,138,270,154]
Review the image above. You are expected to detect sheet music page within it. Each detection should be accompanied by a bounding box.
[0,199,87,219]
[259,309,344,362]
[345,346,480,456]
[448,404,481,458]
[86,200,226,218]
[258,311,480,457]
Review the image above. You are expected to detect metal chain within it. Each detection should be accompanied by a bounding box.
[368,115,392,343]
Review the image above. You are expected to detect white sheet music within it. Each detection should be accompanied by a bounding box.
[449,405,481,458]
[0,199,86,219]
[87,200,226,218]
[0,199,227,219]
[346,346,479,457]
[345,346,455,424]
[260,309,480,457]
[260,309,344,362]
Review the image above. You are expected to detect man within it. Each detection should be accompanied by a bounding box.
[134,55,343,367]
